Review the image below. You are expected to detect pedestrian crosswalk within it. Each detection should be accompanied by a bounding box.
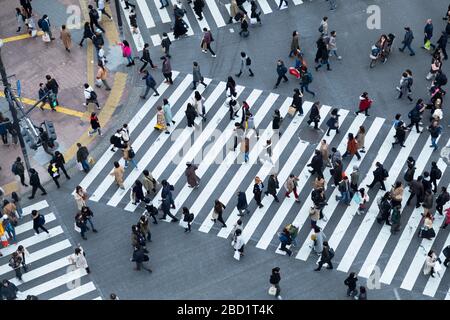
[0,201,100,300]
[79,71,450,299]
[119,0,306,50]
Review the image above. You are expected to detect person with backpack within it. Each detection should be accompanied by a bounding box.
[436,187,450,216]
[269,267,282,300]
[336,176,351,205]
[428,120,442,151]
[181,207,194,233]
[235,52,254,78]
[83,83,100,110]
[11,157,27,187]
[88,4,105,33]
[265,173,280,202]
[28,169,47,199]
[300,66,315,97]
[344,272,359,297]
[396,71,413,101]
[279,228,292,256]
[76,143,90,173]
[38,14,55,40]
[366,162,388,191]
[143,170,158,195]
[274,60,288,89]
[314,241,334,271]
[430,161,442,193]
[161,179,176,209]
[81,206,98,233]
[140,70,160,99]
[31,209,50,235]
[123,143,138,169]
[131,180,146,206]
[200,27,216,57]
[325,108,340,136]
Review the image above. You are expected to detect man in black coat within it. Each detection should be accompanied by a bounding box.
[406,176,424,208]
[28,168,47,199]
[315,36,331,71]
[140,43,157,73]
[366,162,387,191]
[436,186,450,215]
[265,173,280,202]
[88,4,105,33]
[0,280,19,300]
[437,31,448,60]
[12,157,28,187]
[307,102,320,129]
[307,150,324,178]
[132,247,152,272]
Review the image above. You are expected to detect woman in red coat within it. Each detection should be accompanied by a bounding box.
[342,133,361,161]
[355,92,372,116]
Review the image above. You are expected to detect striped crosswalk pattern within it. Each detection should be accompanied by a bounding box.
[119,0,306,49]
[0,201,101,300]
[81,71,450,299]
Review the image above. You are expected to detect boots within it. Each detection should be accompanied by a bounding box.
[235,71,242,77]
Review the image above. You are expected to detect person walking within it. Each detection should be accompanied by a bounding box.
[366,162,387,191]
[123,143,138,169]
[306,101,320,129]
[344,272,359,297]
[278,0,288,9]
[269,267,282,300]
[68,247,90,274]
[423,19,435,50]
[161,55,173,85]
[51,151,70,181]
[161,32,172,58]
[291,88,303,116]
[315,35,331,71]
[160,195,178,222]
[201,27,216,57]
[83,83,101,109]
[236,191,250,216]
[110,161,125,189]
[37,127,54,156]
[430,161,442,193]
[437,31,448,60]
[325,108,340,136]
[319,140,332,168]
[226,76,237,97]
[192,61,207,90]
[59,25,72,52]
[406,176,424,208]
[88,4,105,33]
[28,169,47,199]
[428,120,442,151]
[139,43,157,73]
[138,214,152,241]
[342,133,361,160]
[9,252,24,281]
[399,26,415,56]
[273,60,288,89]
[336,176,351,205]
[97,0,113,20]
[181,207,194,233]
[355,126,366,153]
[355,92,372,116]
[300,66,315,96]
[132,246,152,272]
[193,0,205,20]
[436,187,450,216]
[140,70,159,99]
[142,170,157,196]
[239,15,249,37]
[390,181,403,208]
[155,105,169,134]
[95,62,111,91]
[278,227,292,256]
[327,30,341,59]
[235,52,254,77]
[406,99,425,133]
[376,192,392,225]
[314,241,334,271]
[212,199,227,228]
[307,150,324,178]
[74,185,88,211]
[185,162,200,188]
[81,206,98,233]
[47,161,61,188]
[289,31,300,57]
[442,207,450,229]
[31,210,50,235]
[250,0,261,24]
[423,250,438,278]
[88,112,102,137]
[284,174,300,202]
[185,103,197,128]
[131,180,146,205]
[76,143,90,173]
[39,14,55,40]
[265,173,280,202]
[162,98,175,127]
[192,91,206,121]
[253,177,264,209]
[392,121,406,148]
[397,72,413,101]
[422,189,434,216]
[11,192,23,220]
[11,157,27,187]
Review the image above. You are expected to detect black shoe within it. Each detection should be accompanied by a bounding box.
[314,268,320,271]
[171,218,179,222]
[23,184,29,187]
[326,266,333,269]
[82,236,87,240]
[28,196,34,199]
[41,192,47,196]
[249,73,254,77]
[93,229,98,233]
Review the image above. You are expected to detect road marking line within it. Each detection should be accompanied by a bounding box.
[137,0,156,28]
[50,282,97,300]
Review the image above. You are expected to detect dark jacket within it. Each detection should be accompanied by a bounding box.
[272,113,282,130]
[76,146,89,162]
[144,73,156,88]
[269,273,280,285]
[46,78,59,95]
[309,104,320,121]
[315,37,328,61]
[422,192,433,209]
[41,17,50,32]
[267,176,279,195]
[436,191,450,206]
[29,170,41,186]
[89,8,100,22]
[309,153,323,171]
[430,165,441,181]
[344,275,358,290]
[161,37,171,50]
[53,153,66,168]
[292,92,303,110]
[438,33,448,49]
[422,178,432,193]
[133,184,145,200]
[185,105,197,122]
[403,30,414,45]
[237,192,248,209]
[141,48,151,63]
[92,34,105,48]
[214,201,226,214]
[276,63,287,77]
[132,248,149,263]
[90,115,101,130]
[373,166,385,180]
[0,281,18,300]
[12,160,25,176]
[410,179,424,197]
[83,24,94,38]
[424,23,433,39]
[253,183,264,195]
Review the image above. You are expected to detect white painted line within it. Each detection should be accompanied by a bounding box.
[160,86,248,218]
[0,239,71,277]
[9,256,70,286]
[179,89,264,222]
[358,137,446,279]
[119,1,145,51]
[1,226,64,256]
[255,105,333,250]
[273,108,353,255]
[446,290,450,300]
[337,130,422,273]
[15,213,56,236]
[235,103,312,242]
[295,117,385,261]
[380,156,448,285]
[153,0,171,24]
[93,296,103,300]
[400,213,445,291]
[328,126,396,252]
[204,0,226,27]
[77,72,180,194]
[21,268,87,297]
[22,200,49,217]
[92,74,193,203]
[291,0,303,5]
[122,80,224,211]
[256,0,273,14]
[150,34,162,46]
[50,282,97,300]
[137,0,156,28]
[423,220,450,297]
[212,97,300,237]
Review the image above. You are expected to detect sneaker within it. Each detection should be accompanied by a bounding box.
[212,55,216,58]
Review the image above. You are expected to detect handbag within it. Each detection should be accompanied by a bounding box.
[179,220,188,228]
[42,32,50,42]
[76,162,84,171]
[424,39,431,50]
[288,106,296,116]
[233,250,241,261]
[154,124,164,131]
[74,223,81,233]
[268,285,277,296]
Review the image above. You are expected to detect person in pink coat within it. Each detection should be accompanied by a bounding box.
[118,40,134,66]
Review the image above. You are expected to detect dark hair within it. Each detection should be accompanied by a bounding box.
[62,25,66,30]
[122,40,130,47]
[195,91,201,100]
[75,248,82,255]
[203,27,208,32]
[193,61,198,66]
[182,207,189,214]
[114,161,120,168]
[348,133,354,140]
[11,192,19,202]
[163,98,169,105]
[31,209,38,216]
[143,170,149,176]
[292,31,297,37]
[235,229,242,236]
[144,43,149,48]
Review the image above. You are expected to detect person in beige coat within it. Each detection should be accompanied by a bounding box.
[155,106,169,134]
[390,181,403,207]
[142,170,157,195]
[319,139,332,167]
[95,62,111,91]
[423,249,437,277]
[74,185,88,211]
[110,161,125,189]
[356,126,366,153]
[309,205,320,228]
[313,176,325,191]
[228,0,240,24]
[284,174,300,202]
[60,25,72,52]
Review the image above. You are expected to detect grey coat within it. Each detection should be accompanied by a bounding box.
[193,65,203,82]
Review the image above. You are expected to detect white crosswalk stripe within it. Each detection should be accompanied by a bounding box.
[80,71,450,299]
[0,202,101,300]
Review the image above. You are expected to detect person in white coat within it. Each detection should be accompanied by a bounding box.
[192,91,206,121]
[311,225,326,255]
[423,249,438,278]
[233,229,245,258]
[74,186,87,211]
[68,247,90,274]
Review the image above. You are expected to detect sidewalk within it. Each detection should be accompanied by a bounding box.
[0,0,127,195]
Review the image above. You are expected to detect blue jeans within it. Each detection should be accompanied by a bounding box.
[87,217,95,230]
[160,0,168,6]
[329,49,339,57]
[300,83,315,96]
[336,191,350,205]
[400,43,415,55]
[431,137,438,150]
[126,56,134,64]
[244,152,249,163]
[329,0,336,9]
[5,224,16,242]
[15,205,23,219]
[125,159,138,169]
[81,159,90,172]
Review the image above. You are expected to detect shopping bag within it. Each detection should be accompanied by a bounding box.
[250,18,257,25]
[434,261,442,273]
[76,162,84,171]
[268,285,277,296]
[74,223,81,233]
[288,106,296,116]
[289,67,300,79]
[424,39,431,50]
[42,32,50,42]
[233,250,240,261]
[179,220,188,228]
[30,29,37,37]
[1,235,9,247]
[88,156,95,165]
[353,192,362,205]
[154,124,164,131]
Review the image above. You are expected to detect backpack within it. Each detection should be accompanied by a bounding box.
[11,163,18,175]
[382,168,389,178]
[328,247,335,259]
[318,24,324,33]
[91,8,99,20]
[435,168,442,179]
[90,90,97,100]
[39,215,46,225]
[37,18,43,29]
[128,147,135,159]
[305,72,313,84]
[188,213,194,222]
[246,57,251,66]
